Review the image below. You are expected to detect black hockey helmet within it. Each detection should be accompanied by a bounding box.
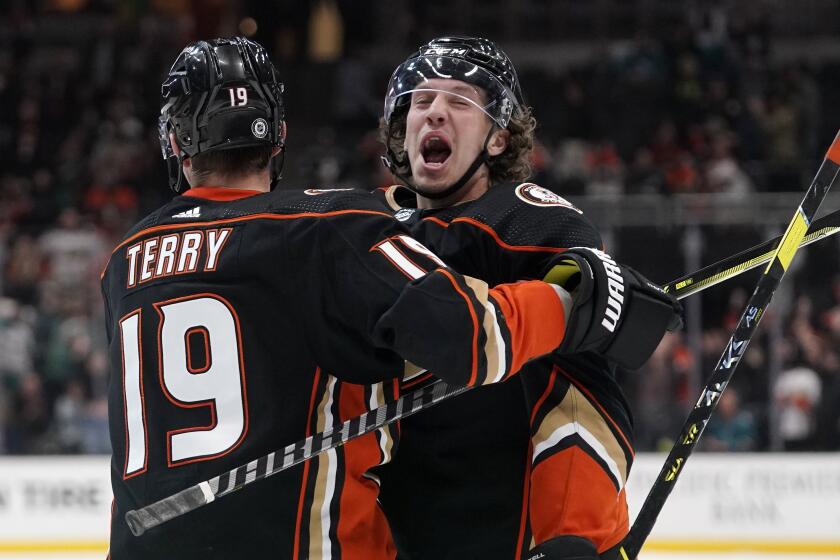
[384,36,524,130]
[159,37,286,192]
[382,36,525,199]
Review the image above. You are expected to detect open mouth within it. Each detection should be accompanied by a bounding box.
[421,134,452,165]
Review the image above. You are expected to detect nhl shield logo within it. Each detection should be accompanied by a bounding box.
[514,183,582,213]
[251,118,268,139]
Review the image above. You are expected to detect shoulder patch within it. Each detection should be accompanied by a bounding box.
[303,188,355,195]
[394,208,416,222]
[514,183,582,213]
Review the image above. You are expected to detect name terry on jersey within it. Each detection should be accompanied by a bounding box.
[125,228,232,288]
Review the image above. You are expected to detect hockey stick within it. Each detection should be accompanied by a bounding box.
[663,206,840,299]
[125,380,472,536]
[126,153,840,537]
[618,131,840,560]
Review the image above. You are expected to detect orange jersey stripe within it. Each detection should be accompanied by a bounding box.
[530,447,629,552]
[423,216,571,254]
[401,371,434,390]
[490,281,566,376]
[110,210,393,259]
[101,209,393,280]
[336,384,396,560]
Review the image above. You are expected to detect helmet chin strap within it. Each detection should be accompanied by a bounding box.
[270,148,285,191]
[385,127,495,201]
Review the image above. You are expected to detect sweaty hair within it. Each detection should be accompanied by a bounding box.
[189,146,274,183]
[380,105,537,185]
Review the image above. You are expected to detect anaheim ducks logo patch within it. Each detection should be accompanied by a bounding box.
[514,183,582,213]
[394,208,416,222]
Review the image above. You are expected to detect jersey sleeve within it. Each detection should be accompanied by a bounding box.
[294,211,570,387]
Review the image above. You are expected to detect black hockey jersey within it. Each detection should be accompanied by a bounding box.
[101,186,571,559]
[375,183,636,559]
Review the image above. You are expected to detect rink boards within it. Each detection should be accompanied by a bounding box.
[0,453,837,556]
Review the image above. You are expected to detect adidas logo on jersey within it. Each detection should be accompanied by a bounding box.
[172,206,201,219]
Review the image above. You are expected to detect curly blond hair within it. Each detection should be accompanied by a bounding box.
[380,106,536,185]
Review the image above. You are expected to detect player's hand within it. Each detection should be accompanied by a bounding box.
[543,247,683,369]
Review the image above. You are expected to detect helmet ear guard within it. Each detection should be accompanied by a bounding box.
[159,37,286,192]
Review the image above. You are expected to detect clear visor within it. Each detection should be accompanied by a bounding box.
[383,55,520,128]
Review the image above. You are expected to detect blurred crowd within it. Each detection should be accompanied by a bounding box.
[0,2,839,454]
[630,269,840,452]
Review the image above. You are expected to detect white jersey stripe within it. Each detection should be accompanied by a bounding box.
[485,300,508,384]
[532,422,624,490]
[378,242,426,279]
[319,376,339,559]
[369,383,391,464]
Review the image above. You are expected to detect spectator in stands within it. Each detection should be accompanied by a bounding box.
[625,146,665,194]
[704,128,754,197]
[38,208,106,296]
[704,387,758,451]
[633,333,694,451]
[2,233,41,306]
[774,364,822,451]
[585,138,624,196]
[0,298,35,388]
[759,91,802,191]
[4,372,50,454]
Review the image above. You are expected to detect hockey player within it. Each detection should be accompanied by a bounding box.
[102,37,677,559]
[375,36,682,559]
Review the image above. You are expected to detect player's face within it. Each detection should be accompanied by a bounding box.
[404,79,498,195]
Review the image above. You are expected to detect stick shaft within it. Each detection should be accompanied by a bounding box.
[125,380,468,535]
[620,132,840,559]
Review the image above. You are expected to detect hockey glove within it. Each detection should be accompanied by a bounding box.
[544,247,683,369]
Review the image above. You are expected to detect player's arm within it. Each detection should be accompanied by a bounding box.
[379,244,682,378]
[293,211,568,387]
[301,211,678,386]
[455,190,682,368]
[372,257,569,387]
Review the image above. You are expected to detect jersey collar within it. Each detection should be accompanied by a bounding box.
[385,184,491,219]
[382,184,419,211]
[181,186,264,201]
